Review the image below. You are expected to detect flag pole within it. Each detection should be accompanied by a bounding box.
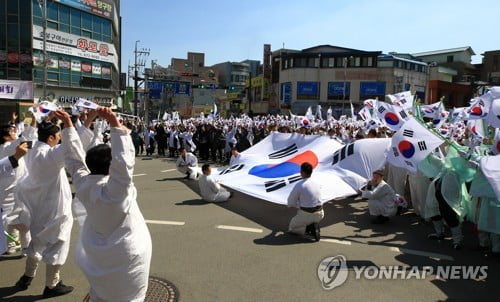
[4,231,20,245]
[412,107,462,152]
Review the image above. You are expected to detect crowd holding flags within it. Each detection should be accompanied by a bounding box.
[1,84,500,292]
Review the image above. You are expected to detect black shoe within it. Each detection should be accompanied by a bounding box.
[313,223,320,242]
[15,275,33,290]
[371,215,387,224]
[452,243,462,250]
[305,224,314,235]
[184,174,190,180]
[428,233,445,240]
[229,192,234,198]
[42,281,74,298]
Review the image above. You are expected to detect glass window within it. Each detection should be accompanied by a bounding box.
[367,57,373,67]
[328,58,334,67]
[71,27,80,35]
[102,20,111,36]
[71,9,81,27]
[47,72,59,81]
[81,30,91,38]
[71,74,81,84]
[20,24,31,49]
[47,2,58,20]
[32,0,42,17]
[8,68,20,79]
[7,0,18,14]
[59,5,70,24]
[7,24,19,51]
[33,17,43,26]
[93,33,101,41]
[47,21,58,30]
[82,12,92,30]
[93,16,102,33]
[355,57,361,67]
[60,24,70,33]
[60,73,70,82]
[102,35,111,43]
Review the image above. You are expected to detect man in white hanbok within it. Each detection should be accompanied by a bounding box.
[14,120,74,298]
[359,170,398,224]
[287,163,324,242]
[0,142,29,255]
[56,108,152,302]
[198,164,231,203]
[0,116,37,254]
[176,147,200,179]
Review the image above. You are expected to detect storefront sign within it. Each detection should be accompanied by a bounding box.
[33,25,118,68]
[0,80,33,100]
[54,0,114,19]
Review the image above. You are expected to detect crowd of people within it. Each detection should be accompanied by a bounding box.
[0,90,499,299]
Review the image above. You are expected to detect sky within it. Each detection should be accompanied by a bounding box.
[120,0,500,72]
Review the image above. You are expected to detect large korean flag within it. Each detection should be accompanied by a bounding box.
[212,132,357,205]
[331,138,391,190]
[387,117,444,174]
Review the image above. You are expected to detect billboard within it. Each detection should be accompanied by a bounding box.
[297,82,319,95]
[281,82,292,105]
[360,82,385,95]
[53,0,114,19]
[328,82,350,95]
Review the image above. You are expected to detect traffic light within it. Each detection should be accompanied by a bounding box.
[200,84,205,89]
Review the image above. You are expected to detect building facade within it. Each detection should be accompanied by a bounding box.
[480,50,500,86]
[272,45,428,115]
[412,47,476,107]
[0,0,121,124]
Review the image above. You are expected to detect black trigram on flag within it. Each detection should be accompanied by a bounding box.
[264,175,302,193]
[392,147,399,157]
[268,144,298,159]
[219,164,244,175]
[418,141,427,151]
[378,106,386,114]
[399,110,408,119]
[332,143,355,165]
[403,129,414,137]
[400,98,407,104]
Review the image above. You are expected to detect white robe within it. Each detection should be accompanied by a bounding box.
[408,171,430,216]
[0,125,37,226]
[362,181,398,217]
[176,152,200,179]
[198,174,230,202]
[0,156,16,254]
[15,139,73,265]
[385,162,407,196]
[62,126,152,302]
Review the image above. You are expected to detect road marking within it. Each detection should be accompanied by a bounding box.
[133,173,147,177]
[161,169,177,173]
[388,247,454,261]
[216,225,263,233]
[145,220,185,226]
[321,238,454,261]
[321,238,352,245]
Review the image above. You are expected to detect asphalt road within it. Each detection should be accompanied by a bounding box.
[1,155,499,302]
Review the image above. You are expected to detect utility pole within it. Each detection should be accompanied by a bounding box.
[36,0,48,101]
[133,41,149,116]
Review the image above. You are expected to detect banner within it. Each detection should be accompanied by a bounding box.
[212,133,390,205]
[92,63,102,75]
[0,80,33,100]
[71,59,81,72]
[33,25,118,69]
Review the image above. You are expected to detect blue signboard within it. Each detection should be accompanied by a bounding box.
[328,82,350,95]
[148,81,190,98]
[175,82,190,95]
[281,82,292,104]
[297,82,319,95]
[54,0,114,19]
[360,82,385,95]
